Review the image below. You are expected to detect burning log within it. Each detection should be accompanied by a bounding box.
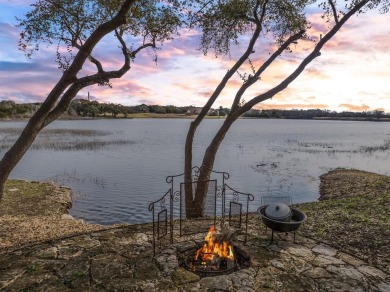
[194,226,234,262]
[184,225,249,276]
[214,225,245,244]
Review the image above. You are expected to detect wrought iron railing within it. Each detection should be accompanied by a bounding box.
[224,184,254,243]
[149,167,253,256]
[148,189,172,256]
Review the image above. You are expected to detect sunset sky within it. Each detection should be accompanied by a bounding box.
[0,1,389,112]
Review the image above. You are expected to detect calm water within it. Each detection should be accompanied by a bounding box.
[1,119,389,225]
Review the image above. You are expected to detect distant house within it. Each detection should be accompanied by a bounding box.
[208,108,220,116]
[186,107,219,116]
[186,107,203,115]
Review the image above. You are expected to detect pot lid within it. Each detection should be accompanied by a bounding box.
[265,203,291,220]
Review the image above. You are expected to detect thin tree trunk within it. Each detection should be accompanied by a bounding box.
[184,17,263,218]
[194,116,238,210]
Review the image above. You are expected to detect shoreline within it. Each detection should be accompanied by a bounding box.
[0,180,114,253]
[1,169,389,270]
[1,114,390,122]
[0,170,389,290]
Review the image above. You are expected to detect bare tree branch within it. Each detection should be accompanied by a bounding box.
[329,0,339,23]
[43,25,157,126]
[230,30,305,112]
[253,0,262,23]
[236,0,370,117]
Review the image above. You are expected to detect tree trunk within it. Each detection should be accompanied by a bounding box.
[189,114,240,218]
[0,105,59,201]
[183,21,263,218]
[184,121,196,215]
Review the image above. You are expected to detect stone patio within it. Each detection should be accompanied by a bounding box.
[1,222,389,291]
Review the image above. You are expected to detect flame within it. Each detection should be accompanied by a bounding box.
[195,226,234,261]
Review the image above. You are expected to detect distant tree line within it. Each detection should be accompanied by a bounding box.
[243,109,389,120]
[0,99,388,120]
[0,99,231,118]
[0,100,41,118]
[68,99,230,117]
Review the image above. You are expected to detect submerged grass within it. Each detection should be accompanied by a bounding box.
[0,128,134,151]
[288,139,390,154]
[30,139,134,151]
[358,140,390,153]
[0,128,110,136]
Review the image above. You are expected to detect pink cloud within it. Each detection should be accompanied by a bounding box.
[256,103,329,110]
[339,104,370,111]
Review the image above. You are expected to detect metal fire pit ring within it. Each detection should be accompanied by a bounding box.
[258,205,307,244]
[184,249,238,277]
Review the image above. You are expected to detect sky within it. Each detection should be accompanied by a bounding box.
[0,1,389,113]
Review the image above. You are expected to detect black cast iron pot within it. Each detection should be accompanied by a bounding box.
[258,205,307,233]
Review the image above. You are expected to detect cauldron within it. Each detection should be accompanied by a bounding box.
[258,205,307,233]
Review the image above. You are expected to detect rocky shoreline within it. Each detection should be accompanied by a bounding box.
[0,180,109,253]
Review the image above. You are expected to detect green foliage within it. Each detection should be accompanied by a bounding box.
[243,108,390,120]
[68,99,190,117]
[319,0,390,23]
[26,263,39,273]
[17,0,184,69]
[0,100,37,119]
[2,99,388,119]
[189,0,313,56]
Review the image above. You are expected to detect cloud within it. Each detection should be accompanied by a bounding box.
[374,107,385,112]
[338,104,370,111]
[0,22,19,38]
[0,61,44,71]
[256,103,329,110]
[0,0,34,5]
[0,2,388,113]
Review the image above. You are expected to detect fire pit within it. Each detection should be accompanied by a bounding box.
[183,226,250,277]
[258,204,307,244]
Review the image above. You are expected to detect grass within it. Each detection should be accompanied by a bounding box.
[297,169,390,273]
[0,180,107,253]
[0,180,57,216]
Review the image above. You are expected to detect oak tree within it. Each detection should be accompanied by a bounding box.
[0,0,183,202]
[183,0,389,218]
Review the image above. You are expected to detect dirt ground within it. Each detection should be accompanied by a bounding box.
[0,180,109,253]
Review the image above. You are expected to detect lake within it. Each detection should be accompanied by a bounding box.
[1,118,389,225]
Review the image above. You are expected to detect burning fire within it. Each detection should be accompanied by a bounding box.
[195,226,234,262]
